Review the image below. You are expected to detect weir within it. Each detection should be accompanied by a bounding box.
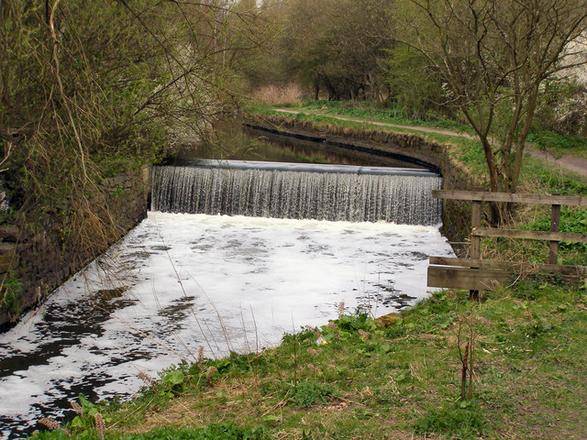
[151,160,442,225]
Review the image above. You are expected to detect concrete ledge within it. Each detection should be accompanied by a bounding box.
[171,159,440,178]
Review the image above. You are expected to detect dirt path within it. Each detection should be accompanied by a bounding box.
[274,108,587,180]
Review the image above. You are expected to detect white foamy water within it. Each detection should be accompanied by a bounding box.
[0,212,453,438]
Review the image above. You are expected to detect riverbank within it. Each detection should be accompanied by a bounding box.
[32,282,586,439]
[27,116,587,440]
[272,101,587,165]
[0,167,151,329]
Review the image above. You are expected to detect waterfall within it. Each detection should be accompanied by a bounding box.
[151,160,442,225]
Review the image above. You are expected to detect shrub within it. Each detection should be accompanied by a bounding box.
[386,45,446,119]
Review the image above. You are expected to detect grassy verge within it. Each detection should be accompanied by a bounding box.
[527,130,587,160]
[276,100,473,134]
[266,100,587,160]
[34,283,586,439]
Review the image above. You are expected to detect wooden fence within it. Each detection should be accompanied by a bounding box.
[427,190,586,292]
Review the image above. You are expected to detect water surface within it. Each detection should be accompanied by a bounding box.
[0,213,453,438]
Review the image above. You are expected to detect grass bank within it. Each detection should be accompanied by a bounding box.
[34,283,586,439]
[274,101,587,160]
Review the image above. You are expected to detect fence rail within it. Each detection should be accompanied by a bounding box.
[428,190,586,293]
[432,190,586,207]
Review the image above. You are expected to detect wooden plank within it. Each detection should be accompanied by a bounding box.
[472,227,587,243]
[432,190,586,207]
[427,265,512,290]
[429,257,508,269]
[549,204,561,264]
[429,257,587,276]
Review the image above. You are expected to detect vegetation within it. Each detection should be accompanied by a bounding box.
[397,0,586,200]
[0,1,584,437]
[0,0,258,319]
[248,106,587,194]
[527,130,587,160]
[236,0,587,222]
[32,282,586,439]
[268,100,472,132]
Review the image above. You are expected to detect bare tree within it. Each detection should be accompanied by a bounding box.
[401,0,587,219]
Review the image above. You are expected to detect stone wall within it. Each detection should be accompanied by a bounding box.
[0,167,151,329]
[245,114,484,248]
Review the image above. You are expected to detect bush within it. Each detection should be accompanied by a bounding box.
[1,275,23,316]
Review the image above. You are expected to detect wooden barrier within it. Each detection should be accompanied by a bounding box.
[428,190,586,292]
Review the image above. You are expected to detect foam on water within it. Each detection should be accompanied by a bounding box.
[0,213,453,438]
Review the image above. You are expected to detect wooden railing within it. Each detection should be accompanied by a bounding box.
[428,190,586,292]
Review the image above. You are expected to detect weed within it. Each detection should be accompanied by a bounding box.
[414,400,486,439]
[286,380,337,408]
[333,313,377,334]
[32,423,267,440]
[1,275,23,316]
[457,316,478,400]
[129,424,267,440]
[527,130,587,159]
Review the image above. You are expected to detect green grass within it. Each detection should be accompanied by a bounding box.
[256,100,587,161]
[277,100,473,134]
[33,284,586,439]
[527,130,587,160]
[248,105,587,196]
[32,424,266,440]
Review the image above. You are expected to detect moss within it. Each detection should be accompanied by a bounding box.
[0,275,23,316]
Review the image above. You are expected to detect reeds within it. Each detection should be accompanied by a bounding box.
[252,84,303,106]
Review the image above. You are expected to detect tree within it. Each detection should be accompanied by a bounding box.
[399,0,587,213]
[386,45,446,118]
[0,0,253,269]
[282,0,393,101]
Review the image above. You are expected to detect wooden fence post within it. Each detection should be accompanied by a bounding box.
[470,201,481,260]
[469,201,482,300]
[549,204,561,265]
